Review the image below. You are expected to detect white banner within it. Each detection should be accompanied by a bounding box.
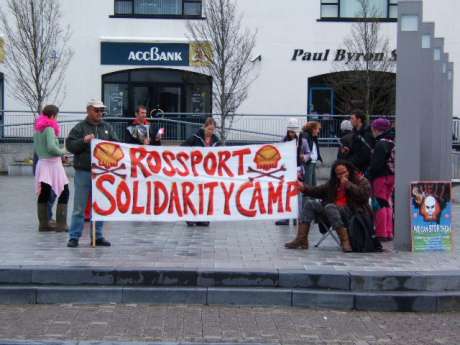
[91,139,299,222]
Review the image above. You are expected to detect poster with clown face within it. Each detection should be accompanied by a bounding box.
[410,181,452,252]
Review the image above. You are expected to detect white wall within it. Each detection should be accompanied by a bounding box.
[423,0,460,115]
[0,0,458,115]
[235,0,397,114]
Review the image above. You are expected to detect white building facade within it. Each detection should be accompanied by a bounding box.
[0,0,458,116]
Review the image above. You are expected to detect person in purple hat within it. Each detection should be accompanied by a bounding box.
[368,118,395,241]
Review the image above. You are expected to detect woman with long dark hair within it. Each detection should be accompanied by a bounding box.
[285,160,371,252]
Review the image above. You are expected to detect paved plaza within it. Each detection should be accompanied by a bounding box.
[0,304,459,345]
[0,177,460,343]
[0,176,458,272]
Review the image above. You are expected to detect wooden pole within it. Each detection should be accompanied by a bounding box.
[92,221,96,248]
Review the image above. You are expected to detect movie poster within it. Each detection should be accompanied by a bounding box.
[410,181,452,252]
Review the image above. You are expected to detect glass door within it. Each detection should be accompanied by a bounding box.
[309,86,334,115]
[133,85,154,114]
[131,84,183,115]
[131,83,184,140]
[308,86,336,139]
[157,86,183,140]
[158,86,181,113]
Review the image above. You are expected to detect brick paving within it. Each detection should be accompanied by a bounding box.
[0,304,458,344]
[1,176,460,344]
[0,176,458,272]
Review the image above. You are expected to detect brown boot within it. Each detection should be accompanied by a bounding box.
[285,223,310,249]
[55,203,69,232]
[336,227,352,252]
[37,203,55,232]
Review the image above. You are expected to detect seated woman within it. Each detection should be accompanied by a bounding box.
[285,160,372,252]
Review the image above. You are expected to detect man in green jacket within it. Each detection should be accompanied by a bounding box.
[66,100,119,248]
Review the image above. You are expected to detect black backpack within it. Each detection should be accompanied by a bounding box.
[348,212,382,252]
[380,138,396,174]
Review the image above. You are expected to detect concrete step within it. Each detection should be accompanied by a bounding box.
[1,267,460,311]
[1,267,460,291]
[0,285,458,312]
[0,341,274,345]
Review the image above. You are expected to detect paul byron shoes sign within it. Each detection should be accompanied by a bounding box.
[101,41,212,67]
[291,48,397,63]
[90,140,299,222]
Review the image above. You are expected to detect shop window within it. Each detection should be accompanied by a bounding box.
[113,0,202,18]
[320,0,398,21]
[104,83,129,117]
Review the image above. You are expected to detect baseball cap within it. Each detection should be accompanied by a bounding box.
[87,99,106,109]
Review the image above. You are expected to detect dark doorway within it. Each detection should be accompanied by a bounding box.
[308,71,396,115]
[132,84,183,115]
[309,86,334,115]
[102,68,212,117]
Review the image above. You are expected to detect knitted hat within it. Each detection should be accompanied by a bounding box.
[340,119,353,132]
[371,118,391,132]
[286,118,300,133]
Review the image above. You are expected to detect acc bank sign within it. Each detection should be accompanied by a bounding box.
[101,42,189,66]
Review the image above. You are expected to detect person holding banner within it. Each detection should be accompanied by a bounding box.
[181,117,221,226]
[33,105,69,232]
[65,99,119,248]
[275,118,301,226]
[285,160,371,252]
[125,105,162,146]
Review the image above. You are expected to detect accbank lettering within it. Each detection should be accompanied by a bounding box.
[128,47,183,62]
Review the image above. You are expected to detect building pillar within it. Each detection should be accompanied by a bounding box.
[395,0,424,251]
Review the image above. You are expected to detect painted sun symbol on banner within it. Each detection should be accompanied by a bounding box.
[92,142,127,179]
[247,145,286,182]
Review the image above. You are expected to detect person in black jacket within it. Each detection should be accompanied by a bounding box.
[182,117,221,148]
[125,105,162,146]
[65,99,119,248]
[368,118,395,241]
[347,110,375,173]
[181,117,221,226]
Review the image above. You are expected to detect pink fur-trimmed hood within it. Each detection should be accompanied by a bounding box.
[34,114,61,136]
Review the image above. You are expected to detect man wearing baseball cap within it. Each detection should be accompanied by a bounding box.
[65,100,119,248]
